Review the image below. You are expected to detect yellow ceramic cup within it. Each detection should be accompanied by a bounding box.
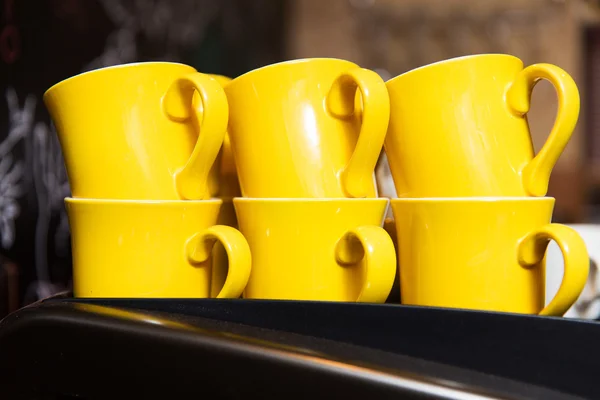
[225,58,390,198]
[65,198,251,298]
[234,198,396,302]
[391,197,589,316]
[385,54,580,197]
[45,62,229,200]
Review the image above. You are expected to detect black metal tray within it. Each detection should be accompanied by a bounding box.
[57,296,600,398]
[0,295,596,399]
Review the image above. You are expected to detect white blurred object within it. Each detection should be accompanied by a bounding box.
[375,152,396,219]
[546,224,600,319]
[375,152,396,199]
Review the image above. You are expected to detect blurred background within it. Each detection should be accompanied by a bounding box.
[0,0,598,315]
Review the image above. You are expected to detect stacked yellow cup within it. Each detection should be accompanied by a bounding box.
[384,54,589,316]
[223,58,397,303]
[44,62,251,299]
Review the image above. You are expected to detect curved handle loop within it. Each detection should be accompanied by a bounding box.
[335,225,396,303]
[506,63,580,197]
[326,68,390,198]
[518,223,589,316]
[208,74,239,197]
[185,225,251,298]
[163,72,229,200]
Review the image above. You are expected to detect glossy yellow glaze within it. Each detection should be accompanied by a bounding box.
[197,74,240,297]
[385,54,580,197]
[382,216,400,301]
[235,199,396,302]
[204,74,242,197]
[210,198,238,297]
[225,58,390,198]
[391,197,589,315]
[45,62,229,200]
[204,70,240,290]
[66,198,251,298]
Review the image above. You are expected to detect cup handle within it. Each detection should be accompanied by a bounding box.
[505,64,580,197]
[163,72,229,200]
[335,225,396,303]
[326,68,390,198]
[518,223,589,316]
[185,225,251,298]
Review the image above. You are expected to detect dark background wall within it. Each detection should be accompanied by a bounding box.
[0,0,288,311]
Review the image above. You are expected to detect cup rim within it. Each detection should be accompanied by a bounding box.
[228,58,359,87]
[64,197,222,205]
[209,73,233,85]
[233,198,388,203]
[390,196,555,203]
[44,61,195,97]
[386,53,522,85]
